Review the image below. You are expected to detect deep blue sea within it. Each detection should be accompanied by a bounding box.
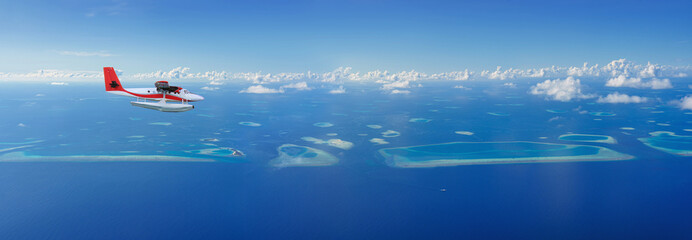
[1,79,691,239]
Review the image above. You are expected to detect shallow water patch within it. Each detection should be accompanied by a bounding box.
[638,131,692,156]
[379,141,632,168]
[270,144,338,167]
[558,134,616,144]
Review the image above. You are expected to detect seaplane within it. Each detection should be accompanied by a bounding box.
[103,67,204,112]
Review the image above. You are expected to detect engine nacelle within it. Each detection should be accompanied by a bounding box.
[155,81,170,92]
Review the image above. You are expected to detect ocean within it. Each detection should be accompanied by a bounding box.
[1,79,691,239]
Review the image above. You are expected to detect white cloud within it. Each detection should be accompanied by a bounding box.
[605,75,643,88]
[381,80,410,90]
[50,82,68,86]
[131,67,307,84]
[649,78,673,89]
[568,62,600,77]
[320,67,360,82]
[602,59,669,78]
[680,95,692,110]
[477,59,689,80]
[329,86,346,94]
[357,69,473,82]
[129,59,687,85]
[58,50,113,57]
[369,138,389,145]
[281,81,311,91]
[639,62,657,78]
[480,66,516,80]
[17,123,26,127]
[605,75,672,89]
[378,70,426,82]
[431,70,471,81]
[603,59,687,78]
[480,66,561,80]
[2,59,689,86]
[244,72,305,84]
[132,67,192,79]
[503,82,516,88]
[390,89,411,94]
[0,69,101,81]
[453,85,469,89]
[201,86,219,91]
[203,71,229,82]
[597,92,648,103]
[603,58,632,77]
[530,77,592,102]
[239,85,284,94]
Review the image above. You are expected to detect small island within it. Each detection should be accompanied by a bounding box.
[558,134,616,144]
[638,131,692,156]
[379,141,633,168]
[270,144,339,167]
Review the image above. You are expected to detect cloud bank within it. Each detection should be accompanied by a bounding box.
[530,77,593,102]
[239,85,284,94]
[200,86,219,91]
[2,59,689,98]
[329,86,346,94]
[0,69,102,80]
[680,96,692,110]
[281,81,311,91]
[605,75,673,89]
[597,93,648,103]
[390,89,411,94]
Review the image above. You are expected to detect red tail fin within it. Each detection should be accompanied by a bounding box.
[104,67,124,91]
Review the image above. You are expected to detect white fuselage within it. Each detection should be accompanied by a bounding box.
[108,88,205,102]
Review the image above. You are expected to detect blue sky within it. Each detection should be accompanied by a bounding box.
[1,0,691,73]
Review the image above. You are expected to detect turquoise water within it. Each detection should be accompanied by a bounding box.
[561,135,606,141]
[381,130,401,137]
[487,112,510,116]
[379,141,632,167]
[313,122,334,127]
[589,112,616,116]
[0,140,44,145]
[238,121,261,127]
[409,118,432,123]
[558,134,616,144]
[270,144,338,167]
[639,132,692,156]
[281,146,308,156]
